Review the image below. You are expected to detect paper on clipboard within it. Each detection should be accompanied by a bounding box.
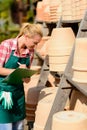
[2,68,37,85]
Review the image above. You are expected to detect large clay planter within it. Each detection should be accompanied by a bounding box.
[72,38,87,83]
[33,87,58,130]
[70,90,87,114]
[48,27,75,72]
[52,111,87,130]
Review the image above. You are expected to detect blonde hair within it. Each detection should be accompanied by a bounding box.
[18,23,43,38]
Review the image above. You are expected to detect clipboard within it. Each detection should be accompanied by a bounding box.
[2,68,37,85]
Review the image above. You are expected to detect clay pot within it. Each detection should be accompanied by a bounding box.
[72,38,87,83]
[72,38,87,70]
[42,0,50,5]
[35,36,50,53]
[48,27,75,72]
[52,111,87,130]
[33,87,58,130]
[72,70,87,83]
[24,74,40,104]
[42,0,50,22]
[49,0,61,8]
[36,1,44,21]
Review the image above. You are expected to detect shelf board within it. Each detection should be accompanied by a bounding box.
[64,72,87,97]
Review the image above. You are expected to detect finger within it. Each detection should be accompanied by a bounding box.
[3,100,6,109]
[2,100,4,106]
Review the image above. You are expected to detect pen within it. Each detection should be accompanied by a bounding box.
[17,62,22,65]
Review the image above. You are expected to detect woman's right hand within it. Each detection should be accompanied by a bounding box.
[22,77,31,83]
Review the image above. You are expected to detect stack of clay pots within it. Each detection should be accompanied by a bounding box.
[36,1,44,21]
[42,0,50,22]
[36,0,50,22]
[36,0,62,22]
[48,27,75,72]
[49,0,62,22]
[52,111,87,130]
[72,38,87,83]
[36,0,87,22]
[62,0,87,21]
[62,0,73,21]
[24,74,41,122]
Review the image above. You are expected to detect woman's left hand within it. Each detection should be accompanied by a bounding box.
[22,77,31,83]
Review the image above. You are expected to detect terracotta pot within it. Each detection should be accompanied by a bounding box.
[43,5,50,22]
[24,74,40,104]
[35,36,50,53]
[42,0,50,22]
[39,40,49,58]
[48,27,75,72]
[72,38,87,83]
[33,87,58,130]
[48,47,72,56]
[72,38,87,70]
[52,111,87,130]
[50,27,75,47]
[25,103,37,121]
[42,0,50,5]
[72,70,87,83]
[49,0,61,6]
[36,1,44,21]
[49,63,67,72]
[49,0,62,22]
[49,56,69,64]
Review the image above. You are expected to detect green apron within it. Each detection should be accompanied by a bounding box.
[0,50,30,123]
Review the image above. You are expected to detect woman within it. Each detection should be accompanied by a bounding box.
[0,23,43,130]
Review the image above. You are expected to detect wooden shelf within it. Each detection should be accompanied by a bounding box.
[64,73,87,97]
[62,19,81,23]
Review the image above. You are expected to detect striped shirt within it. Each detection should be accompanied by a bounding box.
[0,38,34,67]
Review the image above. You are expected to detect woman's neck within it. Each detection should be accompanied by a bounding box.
[17,37,26,55]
